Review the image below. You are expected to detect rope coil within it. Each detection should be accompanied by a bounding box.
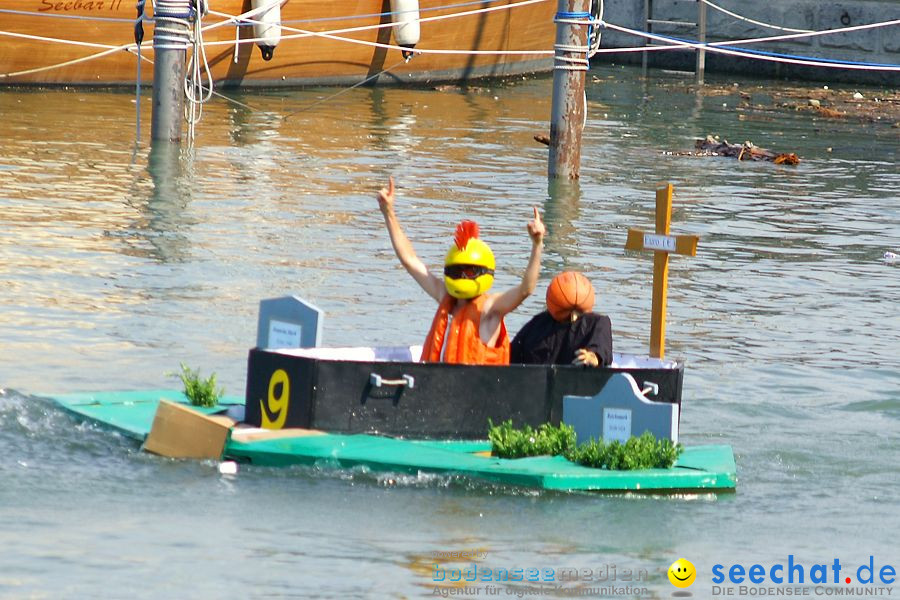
[153,0,193,51]
[553,11,597,71]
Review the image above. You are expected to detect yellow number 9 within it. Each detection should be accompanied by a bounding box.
[261,368,289,429]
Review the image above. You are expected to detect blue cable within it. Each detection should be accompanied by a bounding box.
[651,31,900,69]
[555,11,593,20]
[555,11,595,61]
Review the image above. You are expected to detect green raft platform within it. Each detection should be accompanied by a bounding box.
[48,390,736,493]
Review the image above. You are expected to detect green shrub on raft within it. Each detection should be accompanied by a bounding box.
[174,363,224,408]
[564,432,683,470]
[487,419,576,459]
[486,421,683,470]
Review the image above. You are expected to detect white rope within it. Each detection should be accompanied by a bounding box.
[599,17,900,50]
[601,21,900,71]
[5,0,896,76]
[205,0,550,35]
[205,0,282,35]
[553,14,598,71]
[711,17,900,47]
[184,0,214,141]
[150,0,211,139]
[0,38,150,79]
[552,2,606,71]
[283,56,413,119]
[0,30,135,50]
[698,0,813,34]
[153,0,192,50]
[31,0,872,86]
[229,0,286,62]
[136,0,145,141]
[1,0,556,80]
[590,0,604,57]
[204,23,554,55]
[553,55,590,70]
[203,0,556,55]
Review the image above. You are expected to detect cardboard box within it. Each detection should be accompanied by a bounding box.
[143,400,235,460]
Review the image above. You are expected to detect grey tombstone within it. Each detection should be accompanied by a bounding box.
[563,372,679,444]
[256,296,323,350]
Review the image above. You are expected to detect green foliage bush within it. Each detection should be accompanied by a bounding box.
[487,419,576,459]
[564,431,683,470]
[175,363,224,408]
[486,421,683,470]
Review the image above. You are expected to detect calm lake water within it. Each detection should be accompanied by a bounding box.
[0,66,898,598]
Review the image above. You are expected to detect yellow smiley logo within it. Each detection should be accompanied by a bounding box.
[668,558,696,588]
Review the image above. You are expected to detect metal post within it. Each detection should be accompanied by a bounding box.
[695,0,707,84]
[151,0,192,142]
[548,0,590,180]
[642,0,651,77]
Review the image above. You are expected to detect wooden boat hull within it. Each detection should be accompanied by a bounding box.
[48,390,736,492]
[0,0,556,86]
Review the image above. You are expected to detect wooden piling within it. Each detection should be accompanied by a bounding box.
[548,0,590,180]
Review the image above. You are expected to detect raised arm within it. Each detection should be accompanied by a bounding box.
[376,176,445,301]
[485,206,545,317]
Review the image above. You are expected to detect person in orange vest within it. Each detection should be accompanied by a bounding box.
[376,176,545,365]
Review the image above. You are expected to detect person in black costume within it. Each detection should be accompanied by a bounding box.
[510,272,613,367]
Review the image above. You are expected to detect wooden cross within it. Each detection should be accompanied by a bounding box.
[624,183,699,359]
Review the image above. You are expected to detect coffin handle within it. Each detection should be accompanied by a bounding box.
[641,381,659,398]
[369,373,415,389]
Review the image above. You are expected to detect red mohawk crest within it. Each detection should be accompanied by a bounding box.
[454,220,480,251]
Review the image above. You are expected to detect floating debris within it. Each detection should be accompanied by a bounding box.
[698,136,799,164]
[814,106,845,119]
[665,136,799,165]
[432,84,492,94]
[885,251,899,264]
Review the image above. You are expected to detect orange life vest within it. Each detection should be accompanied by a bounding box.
[421,294,510,365]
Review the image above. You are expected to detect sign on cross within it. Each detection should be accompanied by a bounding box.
[624,183,699,359]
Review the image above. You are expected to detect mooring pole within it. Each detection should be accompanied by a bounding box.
[548,0,590,180]
[151,0,192,142]
[695,0,707,85]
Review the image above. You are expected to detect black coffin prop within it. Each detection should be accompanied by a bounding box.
[244,348,683,439]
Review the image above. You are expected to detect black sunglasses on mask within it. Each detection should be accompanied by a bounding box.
[444,264,494,280]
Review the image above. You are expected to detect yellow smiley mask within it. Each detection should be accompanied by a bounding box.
[443,220,495,300]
